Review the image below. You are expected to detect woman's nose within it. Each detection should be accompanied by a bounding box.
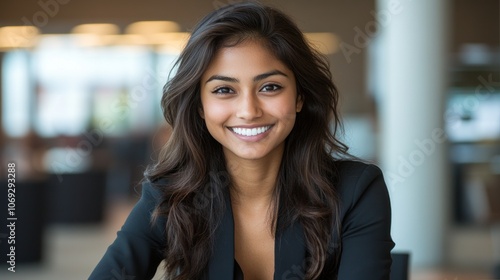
[235,92,262,120]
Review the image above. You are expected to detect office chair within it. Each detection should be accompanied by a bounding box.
[390,252,410,280]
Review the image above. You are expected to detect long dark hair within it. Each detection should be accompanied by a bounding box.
[145,2,348,279]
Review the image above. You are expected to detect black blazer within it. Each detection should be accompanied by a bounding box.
[89,161,394,279]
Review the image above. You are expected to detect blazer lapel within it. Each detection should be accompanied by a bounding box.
[206,192,235,280]
[206,193,307,280]
[274,220,307,279]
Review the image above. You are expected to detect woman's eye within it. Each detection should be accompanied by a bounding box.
[212,87,234,95]
[261,84,282,92]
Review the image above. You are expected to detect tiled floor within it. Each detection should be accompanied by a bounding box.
[0,225,126,280]
[411,270,496,280]
[0,200,495,280]
[0,199,165,280]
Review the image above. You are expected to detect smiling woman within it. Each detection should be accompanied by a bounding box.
[200,40,301,163]
[90,2,394,280]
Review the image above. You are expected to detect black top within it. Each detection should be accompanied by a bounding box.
[234,259,244,280]
[89,161,394,279]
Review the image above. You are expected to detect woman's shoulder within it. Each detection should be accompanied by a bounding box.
[331,159,383,183]
[330,159,388,212]
[130,177,172,226]
[138,177,170,204]
[133,178,171,235]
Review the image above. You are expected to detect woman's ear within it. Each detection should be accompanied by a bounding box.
[296,95,304,113]
[198,107,205,119]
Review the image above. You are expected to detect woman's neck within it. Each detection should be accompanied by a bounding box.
[225,146,283,208]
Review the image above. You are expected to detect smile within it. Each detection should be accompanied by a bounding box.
[230,126,272,137]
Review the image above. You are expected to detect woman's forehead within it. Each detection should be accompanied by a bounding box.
[202,40,293,82]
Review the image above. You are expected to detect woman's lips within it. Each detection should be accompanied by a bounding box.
[227,125,274,141]
[229,125,272,137]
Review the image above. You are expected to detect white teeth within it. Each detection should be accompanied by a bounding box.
[232,126,271,137]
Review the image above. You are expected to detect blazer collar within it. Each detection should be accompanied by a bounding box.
[206,192,235,280]
[206,192,307,280]
[274,219,307,279]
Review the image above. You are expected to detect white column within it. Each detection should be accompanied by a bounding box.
[376,0,451,268]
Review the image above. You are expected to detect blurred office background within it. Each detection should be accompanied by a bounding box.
[0,0,499,279]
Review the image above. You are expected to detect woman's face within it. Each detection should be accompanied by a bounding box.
[200,39,302,163]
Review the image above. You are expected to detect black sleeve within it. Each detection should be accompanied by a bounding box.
[89,182,166,280]
[337,163,395,280]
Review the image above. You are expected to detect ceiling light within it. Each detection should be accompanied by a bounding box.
[0,26,40,50]
[305,32,340,55]
[125,21,180,35]
[71,23,120,35]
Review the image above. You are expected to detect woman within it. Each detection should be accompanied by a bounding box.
[90,2,394,279]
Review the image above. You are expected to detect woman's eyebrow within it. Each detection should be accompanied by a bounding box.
[253,70,288,82]
[204,70,288,84]
[205,75,239,84]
